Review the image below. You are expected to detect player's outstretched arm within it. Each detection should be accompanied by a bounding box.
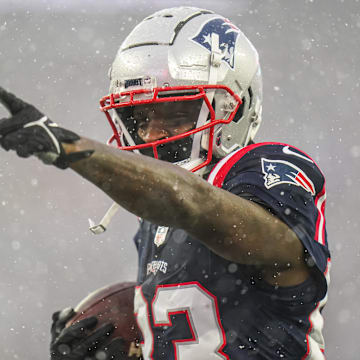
[65,137,308,285]
[0,88,307,284]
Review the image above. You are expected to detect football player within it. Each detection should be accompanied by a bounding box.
[0,7,330,360]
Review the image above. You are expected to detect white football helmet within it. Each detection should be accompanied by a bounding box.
[100,6,262,174]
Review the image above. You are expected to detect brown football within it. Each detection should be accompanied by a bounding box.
[67,281,142,358]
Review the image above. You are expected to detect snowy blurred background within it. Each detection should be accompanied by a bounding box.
[0,0,359,359]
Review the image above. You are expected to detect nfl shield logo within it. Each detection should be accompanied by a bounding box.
[154,226,169,247]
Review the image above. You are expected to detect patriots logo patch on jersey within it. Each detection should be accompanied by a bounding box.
[261,158,315,195]
[192,17,240,69]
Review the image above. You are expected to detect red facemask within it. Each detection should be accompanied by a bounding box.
[100,84,242,173]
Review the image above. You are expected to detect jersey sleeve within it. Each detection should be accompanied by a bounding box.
[207,142,330,296]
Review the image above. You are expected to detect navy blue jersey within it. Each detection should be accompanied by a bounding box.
[133,142,330,360]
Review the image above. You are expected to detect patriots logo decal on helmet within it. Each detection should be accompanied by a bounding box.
[192,18,240,69]
[261,158,315,195]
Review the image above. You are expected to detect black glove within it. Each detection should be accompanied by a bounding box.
[50,308,134,360]
[50,308,77,344]
[0,87,93,169]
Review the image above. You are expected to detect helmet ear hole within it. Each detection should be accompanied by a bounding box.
[233,86,254,124]
[233,98,246,123]
[248,87,253,108]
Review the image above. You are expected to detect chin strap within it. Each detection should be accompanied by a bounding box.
[190,32,222,162]
[88,202,120,234]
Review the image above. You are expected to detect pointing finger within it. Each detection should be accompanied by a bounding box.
[0,103,44,137]
[0,87,29,115]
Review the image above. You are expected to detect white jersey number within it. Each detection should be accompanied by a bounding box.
[134,282,228,360]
